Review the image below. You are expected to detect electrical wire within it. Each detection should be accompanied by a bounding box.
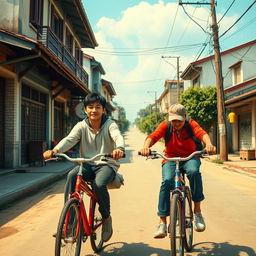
[217,0,236,24]
[181,5,210,34]
[219,0,256,38]
[87,43,204,56]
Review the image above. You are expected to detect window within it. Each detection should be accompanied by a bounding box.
[75,42,83,65]
[233,63,242,85]
[192,75,200,87]
[66,28,73,54]
[29,0,43,29]
[50,5,63,41]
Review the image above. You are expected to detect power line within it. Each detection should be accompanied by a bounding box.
[219,0,256,38]
[220,15,256,42]
[217,0,236,24]
[181,5,210,34]
[87,43,204,56]
[112,78,167,84]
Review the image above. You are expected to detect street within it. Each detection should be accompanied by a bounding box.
[0,126,256,256]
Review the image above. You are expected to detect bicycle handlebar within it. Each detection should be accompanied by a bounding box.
[46,152,124,163]
[138,150,206,162]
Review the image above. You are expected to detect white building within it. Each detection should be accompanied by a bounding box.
[181,39,256,153]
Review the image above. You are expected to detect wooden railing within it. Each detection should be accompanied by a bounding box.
[37,26,88,85]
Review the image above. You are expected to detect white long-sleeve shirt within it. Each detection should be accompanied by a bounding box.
[54,117,125,171]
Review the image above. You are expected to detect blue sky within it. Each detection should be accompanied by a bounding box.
[82,0,256,122]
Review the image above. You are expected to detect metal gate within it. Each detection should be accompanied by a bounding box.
[54,101,64,141]
[21,84,47,164]
[239,112,252,149]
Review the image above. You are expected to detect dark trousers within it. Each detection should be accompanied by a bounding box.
[64,163,115,219]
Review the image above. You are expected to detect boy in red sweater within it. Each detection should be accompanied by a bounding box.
[139,103,215,238]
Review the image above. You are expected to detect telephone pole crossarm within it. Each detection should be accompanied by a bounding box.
[179,1,211,5]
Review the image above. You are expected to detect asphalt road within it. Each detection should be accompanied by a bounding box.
[0,126,255,256]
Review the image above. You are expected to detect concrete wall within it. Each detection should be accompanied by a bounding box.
[0,0,19,33]
[4,78,19,167]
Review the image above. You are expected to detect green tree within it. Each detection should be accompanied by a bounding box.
[179,86,217,132]
[136,107,165,134]
[118,106,130,133]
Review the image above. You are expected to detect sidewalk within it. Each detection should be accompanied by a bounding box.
[0,153,255,209]
[206,153,256,175]
[0,161,75,209]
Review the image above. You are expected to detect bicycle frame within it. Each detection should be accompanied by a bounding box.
[144,150,205,237]
[170,160,187,237]
[65,162,102,239]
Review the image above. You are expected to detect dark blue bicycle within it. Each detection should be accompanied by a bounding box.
[142,150,206,256]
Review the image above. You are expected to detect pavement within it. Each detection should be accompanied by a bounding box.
[0,153,255,209]
[0,160,76,209]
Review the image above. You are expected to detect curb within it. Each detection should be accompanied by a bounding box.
[223,162,256,174]
[0,169,70,209]
[203,158,256,176]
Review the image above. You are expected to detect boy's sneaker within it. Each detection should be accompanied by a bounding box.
[194,212,206,232]
[154,223,167,238]
[102,216,113,242]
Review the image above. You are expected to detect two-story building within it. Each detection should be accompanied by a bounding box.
[157,80,184,115]
[181,39,256,154]
[0,0,97,168]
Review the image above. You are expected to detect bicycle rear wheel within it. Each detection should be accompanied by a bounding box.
[55,198,82,256]
[90,200,104,252]
[170,193,184,256]
[184,186,193,252]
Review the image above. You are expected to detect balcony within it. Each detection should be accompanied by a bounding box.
[37,26,88,85]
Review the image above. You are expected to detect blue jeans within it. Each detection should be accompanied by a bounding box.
[64,163,115,219]
[158,157,204,217]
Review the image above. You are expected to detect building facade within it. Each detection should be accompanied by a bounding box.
[157,80,184,115]
[181,40,256,153]
[0,0,97,168]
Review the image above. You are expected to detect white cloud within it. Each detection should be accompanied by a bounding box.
[84,1,237,122]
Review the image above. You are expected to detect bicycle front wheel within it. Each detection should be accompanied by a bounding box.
[170,193,184,256]
[90,200,104,252]
[55,198,82,256]
[184,186,193,252]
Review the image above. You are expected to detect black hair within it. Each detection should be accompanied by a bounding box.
[83,92,106,108]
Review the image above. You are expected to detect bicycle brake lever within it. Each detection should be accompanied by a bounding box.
[44,157,60,162]
[146,155,159,160]
[200,155,210,160]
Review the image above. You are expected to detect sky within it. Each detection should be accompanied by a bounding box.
[82,0,256,122]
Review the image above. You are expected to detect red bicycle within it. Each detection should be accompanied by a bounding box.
[49,152,114,256]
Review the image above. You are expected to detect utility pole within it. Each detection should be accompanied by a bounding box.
[161,56,180,102]
[179,0,228,161]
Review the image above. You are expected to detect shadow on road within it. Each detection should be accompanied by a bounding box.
[190,241,256,256]
[93,241,170,256]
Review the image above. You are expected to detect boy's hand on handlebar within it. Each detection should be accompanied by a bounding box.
[43,149,58,160]
[205,144,216,155]
[112,149,124,160]
[139,148,151,157]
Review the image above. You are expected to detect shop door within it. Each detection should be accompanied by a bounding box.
[239,112,252,149]
[0,78,5,167]
[54,101,64,141]
[21,85,47,164]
